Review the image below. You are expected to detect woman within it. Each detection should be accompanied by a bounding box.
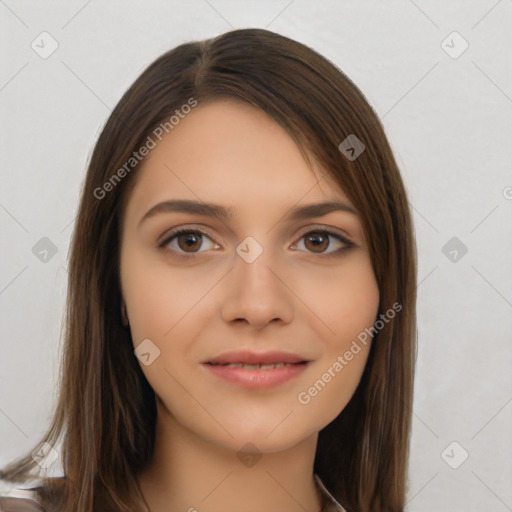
[0,28,417,512]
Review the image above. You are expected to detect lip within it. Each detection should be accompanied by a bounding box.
[204,350,310,365]
[202,360,311,389]
[202,350,312,390]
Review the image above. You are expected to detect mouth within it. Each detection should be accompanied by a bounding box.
[202,350,312,389]
[204,361,308,370]
[203,349,311,366]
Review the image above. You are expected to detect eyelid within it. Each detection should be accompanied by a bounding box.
[156,223,355,256]
[157,223,353,244]
[293,224,354,245]
[156,223,217,246]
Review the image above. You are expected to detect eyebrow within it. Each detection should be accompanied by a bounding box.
[138,199,357,227]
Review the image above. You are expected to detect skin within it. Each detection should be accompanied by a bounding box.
[119,99,380,512]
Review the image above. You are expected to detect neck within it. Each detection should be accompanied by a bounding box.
[136,399,324,512]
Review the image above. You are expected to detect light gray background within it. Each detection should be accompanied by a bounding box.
[1,1,511,510]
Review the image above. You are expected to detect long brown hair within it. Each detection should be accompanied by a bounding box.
[0,28,417,512]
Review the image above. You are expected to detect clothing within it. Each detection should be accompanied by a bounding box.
[0,474,347,512]
[0,485,45,511]
[314,474,347,512]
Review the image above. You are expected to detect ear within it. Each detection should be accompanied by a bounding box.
[121,300,129,327]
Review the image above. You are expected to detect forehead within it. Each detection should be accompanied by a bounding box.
[123,99,354,221]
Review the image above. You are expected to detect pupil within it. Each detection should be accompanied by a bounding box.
[179,233,201,251]
[307,233,328,252]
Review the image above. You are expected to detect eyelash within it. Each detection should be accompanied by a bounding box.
[157,225,354,260]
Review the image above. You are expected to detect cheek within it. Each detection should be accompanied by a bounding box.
[120,248,220,411]
[120,247,220,346]
[329,267,380,349]
[296,348,370,429]
[291,255,379,418]
[289,252,380,347]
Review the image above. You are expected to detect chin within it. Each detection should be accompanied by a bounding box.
[214,416,318,453]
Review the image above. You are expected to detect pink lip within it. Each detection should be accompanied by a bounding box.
[204,350,309,365]
[202,361,311,389]
[202,350,312,390]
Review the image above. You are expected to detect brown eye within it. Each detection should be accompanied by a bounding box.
[159,228,220,257]
[304,232,329,252]
[176,232,203,252]
[292,229,353,257]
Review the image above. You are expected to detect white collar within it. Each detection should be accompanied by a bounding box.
[314,473,347,512]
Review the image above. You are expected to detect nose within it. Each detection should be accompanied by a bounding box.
[220,241,294,330]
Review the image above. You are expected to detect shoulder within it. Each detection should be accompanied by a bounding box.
[0,483,46,512]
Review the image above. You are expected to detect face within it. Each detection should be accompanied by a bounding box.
[119,99,380,454]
